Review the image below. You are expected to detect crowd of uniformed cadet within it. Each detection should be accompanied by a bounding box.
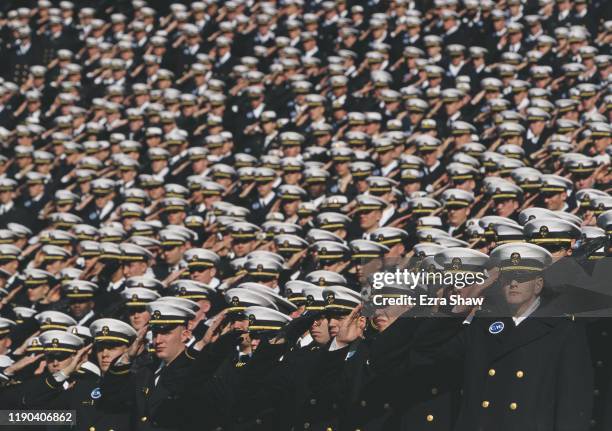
[0,0,610,429]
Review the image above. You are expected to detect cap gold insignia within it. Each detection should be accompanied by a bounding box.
[153,310,161,319]
[451,257,461,270]
[102,326,109,336]
[52,338,59,348]
[539,226,549,237]
[511,252,521,265]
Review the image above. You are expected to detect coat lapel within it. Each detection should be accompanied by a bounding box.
[486,317,556,362]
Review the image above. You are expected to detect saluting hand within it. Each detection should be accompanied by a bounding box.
[61,344,92,378]
[335,304,365,348]
[124,324,149,362]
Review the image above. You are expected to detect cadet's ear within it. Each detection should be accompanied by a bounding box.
[200,301,211,313]
[180,327,192,342]
[534,276,544,296]
[357,316,367,331]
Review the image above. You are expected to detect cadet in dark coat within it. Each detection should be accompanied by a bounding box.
[21,320,138,431]
[100,303,197,431]
[422,244,593,431]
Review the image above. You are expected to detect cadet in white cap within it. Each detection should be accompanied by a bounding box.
[23,269,57,308]
[322,285,363,339]
[171,279,217,319]
[0,318,15,355]
[441,189,475,238]
[355,195,388,234]
[63,280,98,326]
[524,218,581,257]
[121,286,160,331]
[39,329,84,373]
[184,248,221,287]
[540,175,573,212]
[90,318,137,372]
[120,243,153,279]
[486,179,523,220]
[245,306,291,336]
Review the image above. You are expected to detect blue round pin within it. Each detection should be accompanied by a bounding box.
[489,321,504,334]
[90,387,101,399]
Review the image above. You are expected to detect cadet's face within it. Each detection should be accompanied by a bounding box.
[166,211,186,225]
[421,151,438,166]
[0,336,11,355]
[152,325,189,362]
[95,195,111,208]
[494,198,518,217]
[256,181,274,197]
[121,216,139,231]
[0,191,14,204]
[502,273,543,310]
[447,206,468,225]
[162,244,184,265]
[282,145,301,158]
[96,343,127,373]
[355,258,383,281]
[543,192,566,211]
[444,101,461,115]
[28,184,44,197]
[372,308,397,332]
[231,319,251,349]
[69,299,94,318]
[1,260,18,274]
[283,172,301,185]
[230,237,251,256]
[46,353,74,373]
[282,200,299,216]
[327,314,345,338]
[334,161,349,176]
[27,284,49,302]
[359,209,382,230]
[594,137,610,154]
[190,267,216,284]
[403,182,421,195]
[192,159,208,174]
[377,149,394,166]
[574,173,594,190]
[454,179,475,191]
[310,316,330,345]
[307,183,326,198]
[409,112,423,124]
[128,308,150,330]
[151,160,166,173]
[123,261,148,278]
